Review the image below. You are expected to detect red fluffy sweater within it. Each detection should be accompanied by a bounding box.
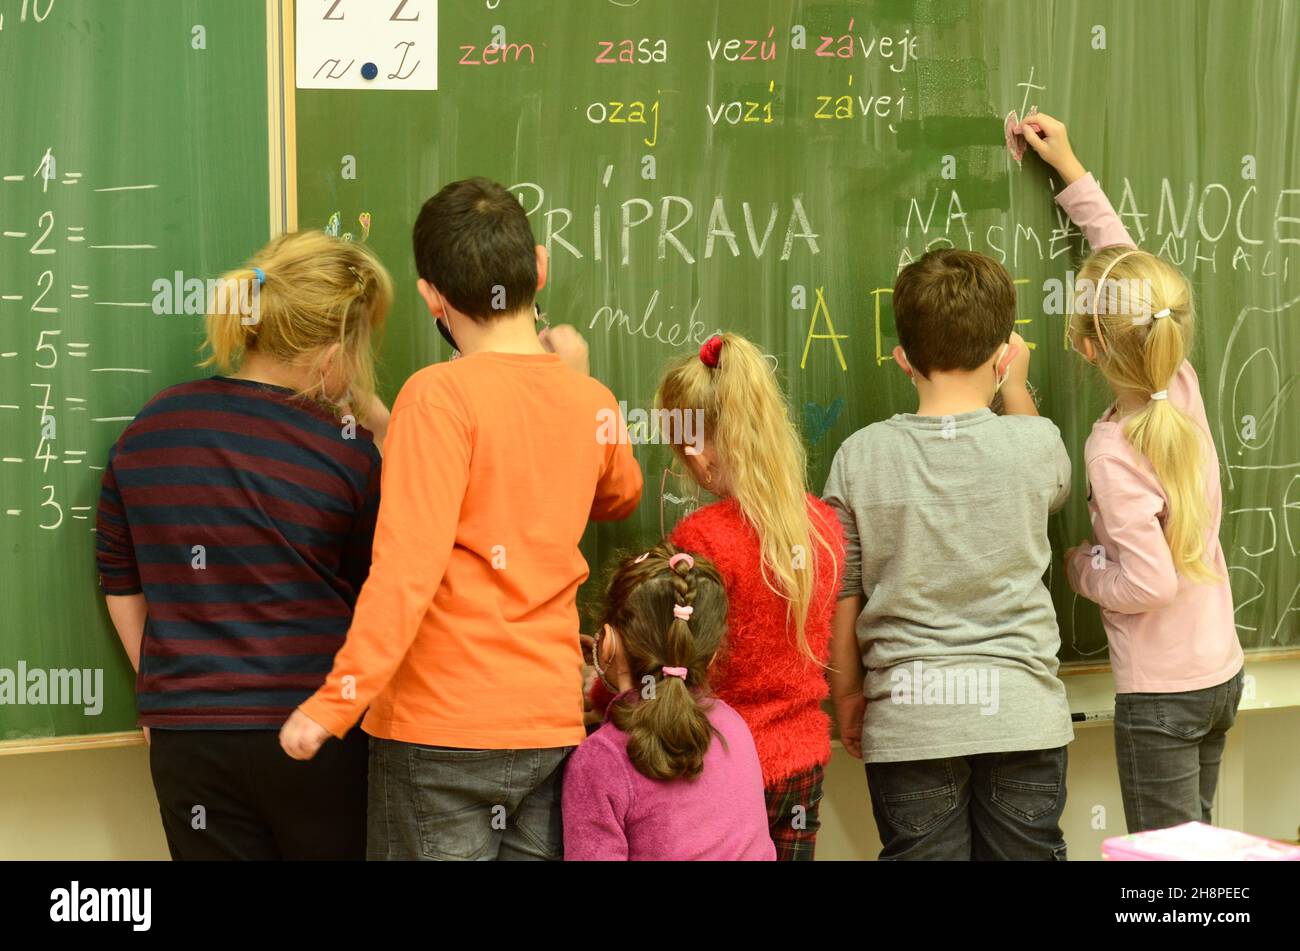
[592,495,845,786]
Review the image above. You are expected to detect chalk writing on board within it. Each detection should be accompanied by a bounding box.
[1217,290,1300,646]
[0,0,55,32]
[1,148,159,532]
[899,178,1298,278]
[512,183,821,266]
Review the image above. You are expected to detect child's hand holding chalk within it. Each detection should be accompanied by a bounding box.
[1001,330,1032,390]
[540,324,591,377]
[1019,111,1087,185]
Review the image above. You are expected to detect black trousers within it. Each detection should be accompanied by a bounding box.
[149,727,368,860]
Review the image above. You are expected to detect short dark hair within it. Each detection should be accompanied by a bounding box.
[412,177,538,321]
[892,249,1016,377]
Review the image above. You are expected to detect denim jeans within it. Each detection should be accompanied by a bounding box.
[866,747,1069,860]
[1113,668,1244,833]
[366,739,573,861]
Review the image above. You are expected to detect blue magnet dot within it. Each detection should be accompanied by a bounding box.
[361,62,379,80]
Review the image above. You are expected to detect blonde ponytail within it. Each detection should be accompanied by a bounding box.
[1071,248,1219,584]
[657,334,839,663]
[201,231,393,419]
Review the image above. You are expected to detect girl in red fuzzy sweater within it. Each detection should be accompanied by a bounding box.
[591,333,844,860]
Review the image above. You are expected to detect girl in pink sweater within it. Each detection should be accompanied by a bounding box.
[564,543,775,861]
[590,333,844,861]
[1022,113,1244,832]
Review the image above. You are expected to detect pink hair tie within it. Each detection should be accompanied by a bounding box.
[672,604,694,621]
[668,553,694,571]
[662,666,688,680]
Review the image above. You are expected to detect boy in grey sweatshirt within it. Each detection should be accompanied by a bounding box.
[823,249,1074,860]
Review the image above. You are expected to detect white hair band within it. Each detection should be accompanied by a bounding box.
[1150,390,1169,401]
[1090,250,1143,352]
[1152,308,1172,319]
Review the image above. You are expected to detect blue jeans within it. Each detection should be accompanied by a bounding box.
[1113,668,1244,833]
[866,747,1069,860]
[366,739,572,861]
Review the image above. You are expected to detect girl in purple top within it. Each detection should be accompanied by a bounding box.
[563,543,775,861]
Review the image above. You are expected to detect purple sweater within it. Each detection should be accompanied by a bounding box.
[562,698,776,861]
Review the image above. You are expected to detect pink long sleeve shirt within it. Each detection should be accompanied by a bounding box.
[1058,174,1242,693]
[562,698,776,861]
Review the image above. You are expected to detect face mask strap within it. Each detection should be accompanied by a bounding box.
[994,343,1011,392]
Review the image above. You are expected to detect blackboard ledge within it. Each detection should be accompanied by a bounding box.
[0,731,144,758]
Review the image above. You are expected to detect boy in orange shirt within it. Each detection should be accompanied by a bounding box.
[280,178,643,860]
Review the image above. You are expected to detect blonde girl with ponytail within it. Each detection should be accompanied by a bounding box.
[563,543,775,860]
[1023,112,1243,832]
[95,230,394,859]
[586,332,845,860]
[203,229,394,447]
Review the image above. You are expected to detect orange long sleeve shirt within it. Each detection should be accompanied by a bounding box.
[300,351,642,749]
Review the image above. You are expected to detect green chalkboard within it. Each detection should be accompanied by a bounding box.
[294,0,1299,664]
[0,0,271,742]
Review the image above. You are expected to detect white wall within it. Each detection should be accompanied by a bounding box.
[2,706,1296,860]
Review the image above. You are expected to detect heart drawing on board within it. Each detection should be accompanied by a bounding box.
[803,398,844,444]
[325,211,373,243]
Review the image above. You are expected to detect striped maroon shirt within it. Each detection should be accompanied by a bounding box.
[95,377,381,730]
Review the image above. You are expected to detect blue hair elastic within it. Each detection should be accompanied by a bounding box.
[252,266,266,286]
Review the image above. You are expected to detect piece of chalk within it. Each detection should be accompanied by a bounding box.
[1005,110,1027,162]
[361,62,379,81]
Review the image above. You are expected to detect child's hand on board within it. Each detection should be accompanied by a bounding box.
[279,708,331,760]
[834,694,866,759]
[1002,331,1031,390]
[540,324,590,376]
[1019,112,1087,186]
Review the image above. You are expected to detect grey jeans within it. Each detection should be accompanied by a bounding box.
[366,739,572,861]
[1113,668,1245,833]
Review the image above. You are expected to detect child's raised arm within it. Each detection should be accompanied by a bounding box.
[1020,113,1086,186]
[1022,112,1135,251]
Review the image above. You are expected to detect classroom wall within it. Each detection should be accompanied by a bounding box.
[3,708,1297,860]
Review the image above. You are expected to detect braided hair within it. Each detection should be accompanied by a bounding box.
[599,542,728,780]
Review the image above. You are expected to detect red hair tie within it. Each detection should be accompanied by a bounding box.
[699,335,723,368]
